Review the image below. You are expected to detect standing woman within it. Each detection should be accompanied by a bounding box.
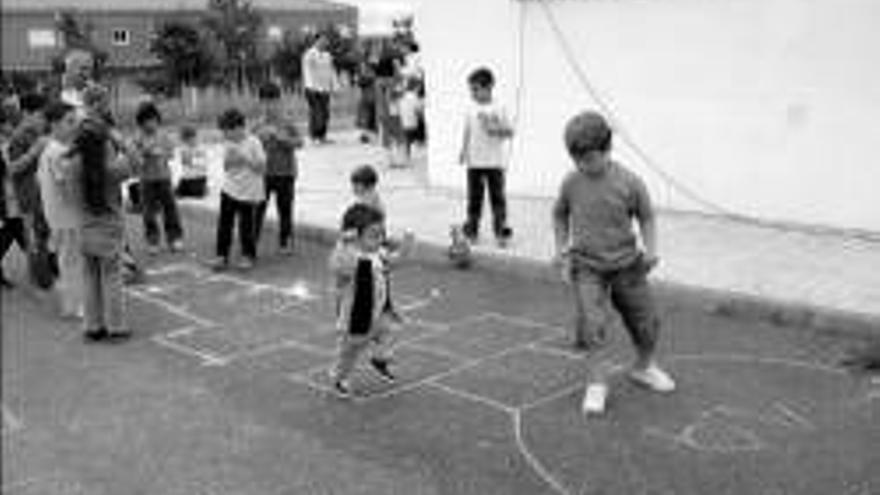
[69,116,133,342]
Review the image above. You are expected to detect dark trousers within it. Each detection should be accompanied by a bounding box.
[175,177,207,198]
[255,176,295,249]
[141,179,183,246]
[216,192,258,260]
[305,89,331,140]
[464,168,509,239]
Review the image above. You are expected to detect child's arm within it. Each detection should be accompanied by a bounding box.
[328,237,357,329]
[551,178,572,282]
[632,178,659,270]
[247,135,267,174]
[8,136,48,176]
[486,107,514,139]
[458,117,470,166]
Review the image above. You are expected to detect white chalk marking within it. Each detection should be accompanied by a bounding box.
[217,338,336,365]
[669,353,848,375]
[2,403,23,432]
[513,410,572,495]
[525,342,589,362]
[127,289,215,328]
[426,381,514,414]
[480,312,567,335]
[397,288,444,312]
[151,335,227,366]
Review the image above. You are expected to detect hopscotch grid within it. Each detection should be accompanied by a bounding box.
[151,334,227,366]
[425,381,515,414]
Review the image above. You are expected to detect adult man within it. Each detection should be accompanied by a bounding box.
[301,34,337,144]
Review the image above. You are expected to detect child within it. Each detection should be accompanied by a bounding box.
[37,101,82,318]
[551,111,675,416]
[398,77,423,164]
[173,125,208,199]
[70,115,134,342]
[211,108,266,271]
[349,164,384,214]
[7,92,53,284]
[132,102,183,254]
[0,105,28,288]
[458,67,514,247]
[253,82,303,255]
[328,203,411,397]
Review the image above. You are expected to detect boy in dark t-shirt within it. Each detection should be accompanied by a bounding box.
[552,111,675,416]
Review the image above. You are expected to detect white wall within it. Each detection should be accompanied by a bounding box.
[417,0,880,232]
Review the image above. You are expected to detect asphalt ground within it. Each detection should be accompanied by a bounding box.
[2,205,878,495]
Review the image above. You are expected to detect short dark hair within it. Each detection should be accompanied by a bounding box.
[467,67,495,88]
[135,101,162,126]
[350,165,379,188]
[44,100,75,124]
[217,108,246,130]
[258,81,281,100]
[341,203,385,235]
[564,111,613,156]
[19,92,48,113]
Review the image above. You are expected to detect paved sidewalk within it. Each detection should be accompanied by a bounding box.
[187,130,880,334]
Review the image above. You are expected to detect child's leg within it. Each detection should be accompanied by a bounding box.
[571,266,615,385]
[237,200,258,261]
[55,228,84,316]
[215,192,236,261]
[253,180,272,246]
[369,314,397,363]
[158,179,184,244]
[275,177,295,250]
[140,180,161,247]
[334,333,370,382]
[100,251,127,334]
[464,169,486,239]
[81,254,103,331]
[486,169,511,239]
[609,260,660,367]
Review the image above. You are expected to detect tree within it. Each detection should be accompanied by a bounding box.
[201,0,264,92]
[151,21,216,91]
[270,31,307,92]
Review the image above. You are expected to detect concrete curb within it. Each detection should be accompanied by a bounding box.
[296,222,879,340]
[179,203,880,339]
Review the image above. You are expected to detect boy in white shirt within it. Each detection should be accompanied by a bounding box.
[37,101,82,318]
[174,125,208,198]
[458,67,514,247]
[398,78,423,165]
[211,108,266,271]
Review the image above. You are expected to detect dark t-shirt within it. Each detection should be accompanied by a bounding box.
[8,118,46,213]
[552,161,653,272]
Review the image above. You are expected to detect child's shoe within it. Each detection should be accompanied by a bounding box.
[208,256,229,272]
[147,244,161,256]
[333,379,352,398]
[582,382,608,416]
[83,328,108,343]
[370,358,396,382]
[236,257,255,270]
[629,364,676,393]
[170,239,185,253]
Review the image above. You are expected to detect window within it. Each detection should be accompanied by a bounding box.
[28,29,57,48]
[112,28,130,46]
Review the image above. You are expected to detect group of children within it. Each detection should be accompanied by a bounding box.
[1,64,676,415]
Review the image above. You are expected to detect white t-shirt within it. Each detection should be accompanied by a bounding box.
[37,139,81,230]
[398,91,422,131]
[462,101,512,169]
[302,46,336,93]
[174,143,208,179]
[221,134,266,202]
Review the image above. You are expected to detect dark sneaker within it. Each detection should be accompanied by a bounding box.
[370,358,396,382]
[104,329,133,343]
[208,257,229,272]
[83,328,109,343]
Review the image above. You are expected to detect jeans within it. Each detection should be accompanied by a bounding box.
[464,168,510,239]
[216,192,259,260]
[570,255,660,356]
[82,251,125,332]
[255,176,295,249]
[141,179,183,247]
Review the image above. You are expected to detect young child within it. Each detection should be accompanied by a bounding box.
[70,114,134,342]
[398,77,423,164]
[253,82,303,255]
[7,92,53,283]
[458,67,514,247]
[349,164,384,214]
[173,125,208,198]
[212,108,266,271]
[132,102,183,254]
[551,111,675,416]
[0,105,28,288]
[37,100,82,318]
[328,203,411,397]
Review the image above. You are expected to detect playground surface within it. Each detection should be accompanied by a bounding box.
[2,208,878,495]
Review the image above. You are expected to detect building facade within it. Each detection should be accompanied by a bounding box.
[1,0,357,72]
[417,0,880,233]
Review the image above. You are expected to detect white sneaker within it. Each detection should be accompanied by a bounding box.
[629,364,676,393]
[581,383,608,416]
